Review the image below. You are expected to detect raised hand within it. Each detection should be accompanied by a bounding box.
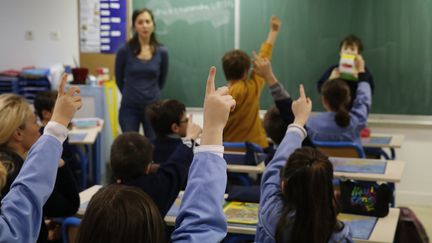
[201,67,236,145]
[329,67,341,81]
[291,84,312,126]
[252,51,272,79]
[51,73,82,127]
[355,54,366,73]
[186,114,203,140]
[270,16,281,32]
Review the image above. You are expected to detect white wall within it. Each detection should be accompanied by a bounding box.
[367,122,432,207]
[0,0,79,70]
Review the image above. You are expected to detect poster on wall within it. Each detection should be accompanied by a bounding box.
[80,0,127,54]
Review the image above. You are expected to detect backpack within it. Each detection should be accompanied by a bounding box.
[395,207,429,243]
[339,180,392,217]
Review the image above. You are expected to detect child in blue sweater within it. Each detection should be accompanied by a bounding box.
[307,55,372,146]
[0,74,82,242]
[256,85,353,243]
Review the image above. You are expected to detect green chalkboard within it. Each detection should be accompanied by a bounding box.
[134,0,235,107]
[134,0,432,115]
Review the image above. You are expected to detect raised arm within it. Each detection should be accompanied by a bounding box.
[258,16,281,60]
[265,16,281,46]
[260,85,312,203]
[350,55,372,129]
[0,74,81,242]
[171,67,236,243]
[253,57,294,123]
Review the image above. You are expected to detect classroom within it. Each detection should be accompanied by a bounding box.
[0,0,431,242]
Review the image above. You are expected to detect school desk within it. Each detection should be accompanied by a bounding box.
[226,156,404,183]
[77,184,102,216]
[163,193,400,243]
[69,118,104,188]
[77,186,400,243]
[330,157,405,183]
[362,133,405,159]
[227,162,266,174]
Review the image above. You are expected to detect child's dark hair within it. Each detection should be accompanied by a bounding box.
[110,132,153,182]
[146,99,186,137]
[77,184,166,243]
[222,50,251,81]
[339,34,364,53]
[129,8,160,56]
[33,90,58,120]
[264,106,287,145]
[276,147,343,243]
[322,79,351,127]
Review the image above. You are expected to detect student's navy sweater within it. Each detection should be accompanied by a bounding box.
[152,135,183,164]
[115,44,169,105]
[122,143,193,217]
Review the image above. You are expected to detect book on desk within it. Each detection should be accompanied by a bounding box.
[68,132,88,143]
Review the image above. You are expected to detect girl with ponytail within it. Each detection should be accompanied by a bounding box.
[306,54,372,146]
[256,85,353,243]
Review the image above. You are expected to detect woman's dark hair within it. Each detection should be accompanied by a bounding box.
[110,132,153,182]
[322,79,351,127]
[147,99,186,137]
[129,8,161,56]
[76,184,166,243]
[275,147,343,243]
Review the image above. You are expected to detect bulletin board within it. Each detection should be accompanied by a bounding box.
[78,0,130,78]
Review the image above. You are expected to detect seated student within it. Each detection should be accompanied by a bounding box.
[317,34,374,108]
[252,54,314,162]
[110,132,193,217]
[0,74,82,242]
[146,99,202,164]
[256,85,353,243]
[307,55,372,146]
[34,90,81,184]
[0,92,80,243]
[77,66,236,243]
[223,16,281,149]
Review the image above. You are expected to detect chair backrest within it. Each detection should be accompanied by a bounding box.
[223,142,264,153]
[223,142,266,165]
[61,217,81,243]
[312,140,366,158]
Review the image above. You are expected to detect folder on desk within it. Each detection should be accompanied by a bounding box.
[332,158,387,174]
[339,213,378,240]
[69,133,88,143]
[224,201,259,225]
[72,118,100,128]
[364,137,392,145]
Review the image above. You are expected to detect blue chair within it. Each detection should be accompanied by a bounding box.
[223,142,266,165]
[312,140,366,158]
[223,142,266,186]
[68,145,89,190]
[61,217,81,243]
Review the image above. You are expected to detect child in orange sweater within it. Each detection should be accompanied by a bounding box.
[222,16,281,149]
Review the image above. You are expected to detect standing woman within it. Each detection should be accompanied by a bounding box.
[115,8,169,138]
